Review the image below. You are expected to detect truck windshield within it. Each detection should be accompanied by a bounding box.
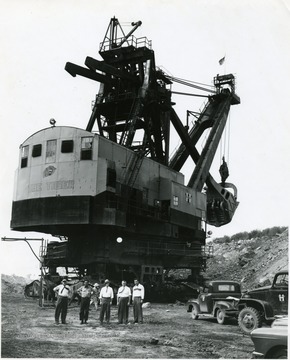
[274,274,288,287]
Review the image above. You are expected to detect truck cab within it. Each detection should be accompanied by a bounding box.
[187,280,241,324]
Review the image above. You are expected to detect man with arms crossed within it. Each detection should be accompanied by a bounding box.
[77,280,93,324]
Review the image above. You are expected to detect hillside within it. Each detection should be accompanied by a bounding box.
[204,227,288,291]
[1,274,31,294]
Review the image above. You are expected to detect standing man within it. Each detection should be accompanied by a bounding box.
[99,279,114,324]
[117,280,131,324]
[53,278,71,325]
[91,283,100,313]
[77,280,93,324]
[132,279,145,324]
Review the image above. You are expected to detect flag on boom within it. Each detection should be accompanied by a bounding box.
[219,56,225,65]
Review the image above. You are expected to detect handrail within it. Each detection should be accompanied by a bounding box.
[100,35,152,52]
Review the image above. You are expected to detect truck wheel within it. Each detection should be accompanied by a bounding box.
[238,307,262,335]
[191,303,199,320]
[216,308,226,325]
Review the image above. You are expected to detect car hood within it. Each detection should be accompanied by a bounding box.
[251,325,288,339]
[272,316,288,327]
[247,285,272,294]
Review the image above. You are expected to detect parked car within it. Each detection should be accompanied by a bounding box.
[251,316,288,359]
[187,280,241,324]
[238,271,288,334]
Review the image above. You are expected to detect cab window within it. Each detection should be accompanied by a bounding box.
[61,140,74,153]
[21,145,29,168]
[173,195,179,206]
[275,274,288,287]
[81,137,93,160]
[32,144,42,157]
[46,140,57,163]
[218,284,235,292]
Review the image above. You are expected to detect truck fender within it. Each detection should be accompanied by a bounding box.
[188,301,201,314]
[238,298,274,320]
[214,300,236,310]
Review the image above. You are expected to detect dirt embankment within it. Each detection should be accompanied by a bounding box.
[1,274,31,294]
[204,228,288,290]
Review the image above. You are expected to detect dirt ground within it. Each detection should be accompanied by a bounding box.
[1,293,255,359]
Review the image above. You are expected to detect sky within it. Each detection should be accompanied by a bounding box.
[1,0,290,278]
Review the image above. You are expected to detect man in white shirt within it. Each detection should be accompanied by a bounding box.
[99,279,114,324]
[117,280,131,324]
[132,279,145,324]
[53,278,71,325]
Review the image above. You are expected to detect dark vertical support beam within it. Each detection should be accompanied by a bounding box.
[162,111,171,165]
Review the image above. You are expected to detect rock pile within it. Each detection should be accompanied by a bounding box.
[204,228,288,291]
[1,274,30,294]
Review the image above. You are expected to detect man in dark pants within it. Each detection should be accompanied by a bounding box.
[117,280,131,324]
[77,280,93,324]
[99,279,114,324]
[132,279,145,324]
[53,279,71,325]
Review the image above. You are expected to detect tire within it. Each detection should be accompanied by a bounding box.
[270,347,287,359]
[216,308,226,325]
[191,303,199,320]
[238,307,262,335]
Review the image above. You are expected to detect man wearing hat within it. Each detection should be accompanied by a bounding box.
[77,280,93,324]
[53,278,71,325]
[99,279,114,324]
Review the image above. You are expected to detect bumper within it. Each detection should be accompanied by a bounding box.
[251,351,265,359]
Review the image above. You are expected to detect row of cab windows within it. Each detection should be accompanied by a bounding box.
[20,137,93,168]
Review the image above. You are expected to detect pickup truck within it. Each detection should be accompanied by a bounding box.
[187,280,241,324]
[237,271,288,334]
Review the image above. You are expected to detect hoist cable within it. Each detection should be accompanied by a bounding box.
[164,75,216,94]
[219,111,231,167]
[171,91,209,98]
[223,122,227,159]
[172,76,215,88]
[227,112,231,167]
[170,77,216,94]
[24,240,42,263]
